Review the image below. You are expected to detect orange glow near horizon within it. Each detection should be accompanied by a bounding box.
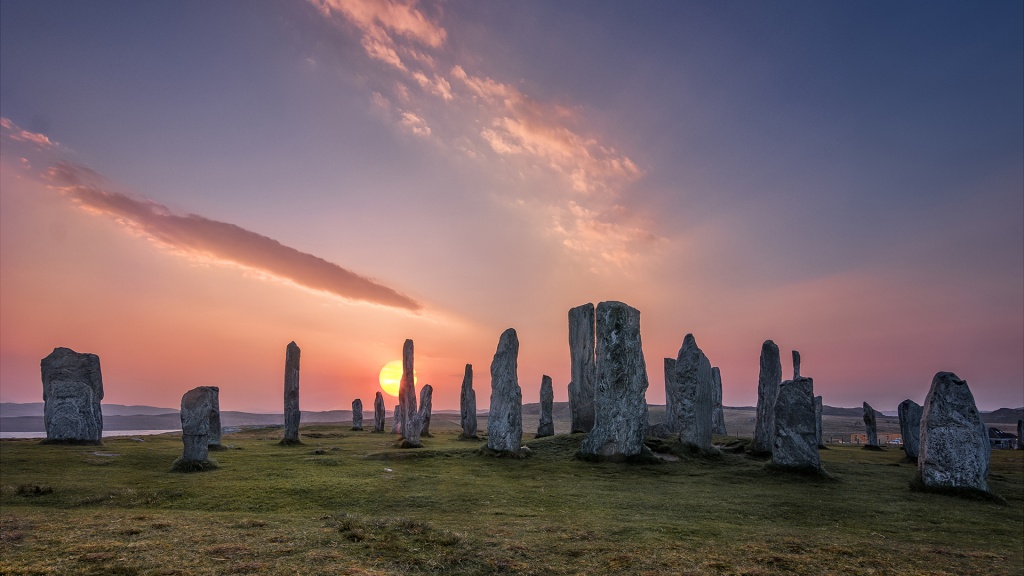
[378,360,416,397]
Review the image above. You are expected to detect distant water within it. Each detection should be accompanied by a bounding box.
[0,430,179,439]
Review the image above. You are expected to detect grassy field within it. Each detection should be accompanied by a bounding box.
[1,417,1021,575]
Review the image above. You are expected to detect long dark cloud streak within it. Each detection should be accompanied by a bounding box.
[46,162,422,311]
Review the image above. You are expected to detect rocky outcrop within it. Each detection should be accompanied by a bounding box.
[536,375,554,438]
[918,372,990,493]
[460,364,478,439]
[568,303,596,433]
[751,340,782,455]
[487,329,523,454]
[671,334,714,452]
[771,377,822,472]
[40,347,103,444]
[580,301,650,459]
[352,399,364,431]
[712,367,727,435]
[898,399,922,460]
[282,341,301,444]
[863,402,879,448]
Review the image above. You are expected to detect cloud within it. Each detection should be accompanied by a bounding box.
[1,117,56,150]
[45,162,422,311]
[399,111,431,137]
[312,0,446,70]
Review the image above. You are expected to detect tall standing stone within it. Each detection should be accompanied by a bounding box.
[670,334,714,452]
[176,386,218,469]
[373,392,385,432]
[207,387,222,449]
[40,347,103,444]
[792,350,801,379]
[398,339,422,447]
[536,375,554,438]
[419,385,433,437]
[352,399,364,431]
[898,399,923,460]
[814,395,824,448]
[863,402,879,448]
[771,377,822,472]
[487,328,523,454]
[568,303,596,433]
[282,341,301,444]
[460,364,478,439]
[663,358,678,433]
[918,372,990,492]
[712,367,727,435]
[752,340,782,454]
[580,301,650,459]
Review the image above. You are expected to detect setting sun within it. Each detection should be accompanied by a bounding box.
[378,360,416,398]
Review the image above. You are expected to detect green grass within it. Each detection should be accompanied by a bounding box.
[1,420,1021,575]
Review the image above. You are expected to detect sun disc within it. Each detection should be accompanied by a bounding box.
[378,360,416,397]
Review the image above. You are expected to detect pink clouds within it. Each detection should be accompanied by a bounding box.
[45,161,422,311]
[0,117,55,150]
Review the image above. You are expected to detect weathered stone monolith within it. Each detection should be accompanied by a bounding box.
[487,328,523,454]
[207,387,222,449]
[712,367,727,435]
[568,303,596,433]
[536,375,554,438]
[792,350,801,379]
[898,399,922,460]
[175,386,218,470]
[373,392,385,432]
[398,339,423,448]
[670,334,714,452]
[863,402,879,448]
[580,301,650,459]
[352,399,364,431]
[918,372,990,493]
[663,358,678,434]
[771,377,822,472]
[282,341,301,444]
[391,405,401,434]
[40,347,104,444]
[751,340,782,455]
[419,385,433,437]
[460,364,478,439]
[814,395,824,448]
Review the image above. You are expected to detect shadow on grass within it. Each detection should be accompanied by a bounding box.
[908,475,1007,504]
[169,458,219,473]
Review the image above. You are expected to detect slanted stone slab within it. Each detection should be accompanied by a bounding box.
[352,399,364,431]
[898,399,923,461]
[174,386,219,471]
[419,385,433,437]
[568,303,596,433]
[373,392,385,433]
[282,341,301,444]
[580,301,650,460]
[487,328,523,454]
[398,339,422,448]
[459,364,478,439]
[671,334,714,452]
[771,377,822,473]
[536,375,554,438]
[752,340,782,455]
[918,372,990,493]
[814,395,825,449]
[712,367,727,436]
[40,347,104,444]
[863,402,880,448]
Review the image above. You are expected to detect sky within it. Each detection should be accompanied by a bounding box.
[1,1,1021,413]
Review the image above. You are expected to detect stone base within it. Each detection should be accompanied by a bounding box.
[39,438,101,446]
[170,458,218,473]
[396,438,423,449]
[909,475,1003,503]
[456,434,481,441]
[575,445,660,464]
[478,445,530,459]
[278,438,303,446]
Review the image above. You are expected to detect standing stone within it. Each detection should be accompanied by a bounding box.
[282,341,301,444]
[568,303,596,433]
[918,372,990,493]
[792,350,801,379]
[40,347,104,444]
[863,402,879,448]
[391,405,401,435]
[536,375,554,438]
[580,301,650,459]
[712,367,727,435]
[752,340,782,454]
[459,364,478,439]
[351,399,364,431]
[373,392,385,432]
[398,339,422,447]
[898,399,923,460]
[207,387,222,449]
[814,395,824,448]
[487,328,523,454]
[419,385,433,437]
[176,386,218,469]
[663,358,678,433]
[1019,420,1023,451]
[771,377,822,472]
[670,334,714,452]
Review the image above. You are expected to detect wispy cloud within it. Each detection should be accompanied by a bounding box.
[45,161,422,311]
[309,0,657,267]
[0,117,56,150]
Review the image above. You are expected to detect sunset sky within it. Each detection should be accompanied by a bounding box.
[1,1,1021,413]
